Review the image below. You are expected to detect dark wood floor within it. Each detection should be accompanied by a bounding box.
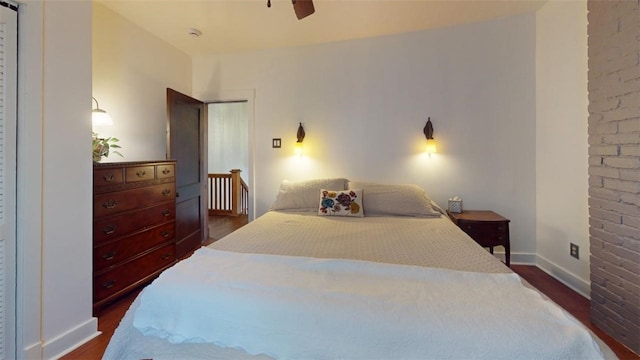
[62,215,638,360]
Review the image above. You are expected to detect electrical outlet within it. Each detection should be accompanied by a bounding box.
[570,243,579,259]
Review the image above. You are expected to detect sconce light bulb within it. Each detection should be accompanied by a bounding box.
[426,138,437,154]
[295,141,303,156]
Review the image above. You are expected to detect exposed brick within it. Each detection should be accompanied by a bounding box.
[588,145,619,155]
[590,226,624,245]
[589,156,604,166]
[589,186,622,201]
[622,214,640,228]
[603,156,640,169]
[590,165,620,178]
[590,197,639,215]
[602,132,640,145]
[591,253,608,271]
[624,278,640,301]
[593,290,627,325]
[621,193,640,206]
[606,281,639,309]
[591,207,623,223]
[617,66,640,82]
[588,0,639,352]
[603,178,640,193]
[604,222,640,240]
[622,297,640,317]
[588,98,621,113]
[621,145,640,156]
[622,237,640,252]
[602,104,640,121]
[618,117,640,132]
[590,216,606,229]
[621,257,640,280]
[598,245,625,265]
[589,121,618,134]
[590,175,604,187]
[588,112,605,124]
[602,248,640,277]
[620,169,640,181]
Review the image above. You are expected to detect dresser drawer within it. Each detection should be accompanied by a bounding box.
[157,163,175,179]
[458,221,508,247]
[94,202,175,244]
[94,168,124,187]
[125,165,155,183]
[94,183,175,217]
[94,222,175,271]
[93,243,175,303]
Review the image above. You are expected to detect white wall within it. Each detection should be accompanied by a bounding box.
[92,3,192,162]
[535,0,590,295]
[18,1,97,358]
[193,14,537,259]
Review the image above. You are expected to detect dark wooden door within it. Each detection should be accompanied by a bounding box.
[167,88,207,258]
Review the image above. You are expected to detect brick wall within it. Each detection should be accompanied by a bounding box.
[588,0,640,354]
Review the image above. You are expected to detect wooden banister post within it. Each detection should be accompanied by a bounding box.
[230,169,241,216]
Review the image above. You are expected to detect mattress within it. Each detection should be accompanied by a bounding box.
[210,211,510,273]
[103,211,616,359]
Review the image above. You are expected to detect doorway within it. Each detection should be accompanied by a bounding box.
[207,101,249,182]
[204,89,255,222]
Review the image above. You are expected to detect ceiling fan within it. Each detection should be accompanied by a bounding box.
[267,0,315,20]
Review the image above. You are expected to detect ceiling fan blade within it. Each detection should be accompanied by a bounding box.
[293,0,314,20]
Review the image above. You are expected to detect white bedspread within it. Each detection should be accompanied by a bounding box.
[133,247,604,360]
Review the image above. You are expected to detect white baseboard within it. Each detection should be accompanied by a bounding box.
[23,341,43,360]
[490,250,537,266]
[535,255,591,299]
[493,251,590,298]
[43,317,99,360]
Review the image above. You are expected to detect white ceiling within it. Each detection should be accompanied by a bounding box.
[97,0,546,57]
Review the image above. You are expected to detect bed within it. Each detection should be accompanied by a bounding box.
[103,178,615,359]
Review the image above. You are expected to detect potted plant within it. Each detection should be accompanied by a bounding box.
[93,132,123,162]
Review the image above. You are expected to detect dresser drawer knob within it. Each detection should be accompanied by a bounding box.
[103,200,117,209]
[498,237,503,240]
[162,168,171,175]
[102,251,116,261]
[102,174,115,182]
[498,227,503,231]
[162,210,171,217]
[161,231,170,238]
[136,170,147,178]
[162,253,172,261]
[102,279,116,289]
[162,189,172,196]
[466,225,473,229]
[103,225,116,235]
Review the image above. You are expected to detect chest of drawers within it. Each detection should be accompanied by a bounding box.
[93,161,177,313]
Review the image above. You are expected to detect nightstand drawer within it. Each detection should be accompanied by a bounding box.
[458,221,508,247]
[447,210,511,267]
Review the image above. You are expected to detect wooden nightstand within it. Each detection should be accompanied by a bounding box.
[447,210,511,267]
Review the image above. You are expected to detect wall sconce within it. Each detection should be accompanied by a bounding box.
[92,97,113,127]
[295,122,305,156]
[423,117,437,155]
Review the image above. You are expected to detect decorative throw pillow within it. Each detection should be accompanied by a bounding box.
[347,181,441,217]
[271,178,349,211]
[318,189,364,217]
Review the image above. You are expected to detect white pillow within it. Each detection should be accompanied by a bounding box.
[318,189,364,217]
[271,178,349,211]
[347,181,441,217]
